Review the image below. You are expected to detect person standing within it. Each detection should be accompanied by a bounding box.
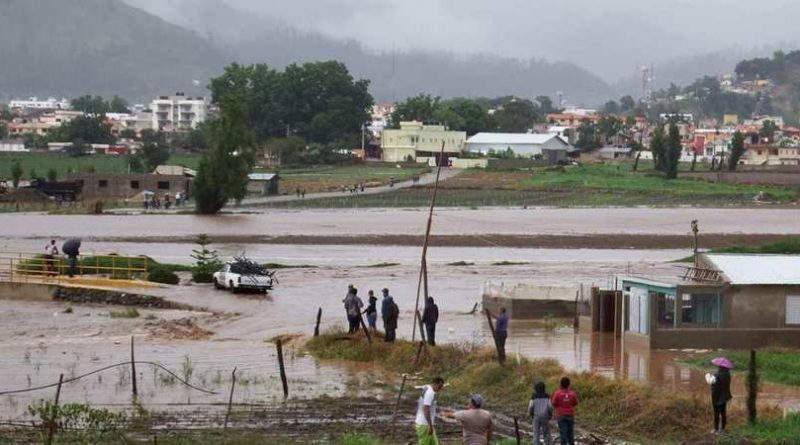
[381,288,398,342]
[494,307,509,363]
[343,286,363,334]
[43,239,59,274]
[365,290,378,333]
[415,377,445,445]
[529,381,553,445]
[422,296,439,346]
[708,357,733,434]
[551,377,578,445]
[449,394,493,445]
[342,285,357,333]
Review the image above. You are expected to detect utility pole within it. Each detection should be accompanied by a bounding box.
[691,220,700,267]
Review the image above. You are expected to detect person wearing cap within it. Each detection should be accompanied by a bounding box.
[708,357,733,434]
[415,376,445,445]
[448,393,493,445]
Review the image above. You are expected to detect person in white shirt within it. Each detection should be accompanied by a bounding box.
[43,239,59,274]
[415,376,445,445]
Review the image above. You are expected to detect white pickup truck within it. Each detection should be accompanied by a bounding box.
[213,263,275,293]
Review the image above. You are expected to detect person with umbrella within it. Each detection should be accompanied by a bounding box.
[706,357,733,434]
[62,239,81,278]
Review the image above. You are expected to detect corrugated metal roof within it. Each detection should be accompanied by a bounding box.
[466,133,565,145]
[248,173,277,181]
[704,254,800,285]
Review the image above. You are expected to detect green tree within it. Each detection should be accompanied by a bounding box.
[665,123,682,179]
[535,95,558,114]
[10,162,23,187]
[575,119,600,151]
[190,234,221,283]
[603,100,620,115]
[493,99,538,132]
[728,131,746,171]
[598,115,622,143]
[650,126,666,172]
[759,120,779,143]
[70,95,110,115]
[139,141,170,172]
[390,94,441,127]
[119,129,137,139]
[620,95,637,112]
[52,116,114,145]
[0,122,7,140]
[109,96,129,113]
[195,77,254,215]
[47,168,58,182]
[29,168,38,180]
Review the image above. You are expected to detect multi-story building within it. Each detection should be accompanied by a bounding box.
[150,93,208,133]
[9,97,70,110]
[380,121,466,163]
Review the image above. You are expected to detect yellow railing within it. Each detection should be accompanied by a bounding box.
[0,252,149,285]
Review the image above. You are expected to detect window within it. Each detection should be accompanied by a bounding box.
[157,181,170,190]
[98,180,108,188]
[655,292,676,329]
[681,294,723,326]
[130,180,140,190]
[786,296,800,325]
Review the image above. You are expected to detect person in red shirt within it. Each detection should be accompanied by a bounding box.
[551,377,578,445]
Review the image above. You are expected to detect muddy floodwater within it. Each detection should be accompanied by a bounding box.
[2,208,800,425]
[3,207,800,240]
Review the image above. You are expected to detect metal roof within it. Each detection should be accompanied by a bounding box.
[248,173,277,181]
[466,133,567,146]
[704,254,800,285]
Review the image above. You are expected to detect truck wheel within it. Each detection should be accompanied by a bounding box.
[214,279,223,290]
[230,281,238,294]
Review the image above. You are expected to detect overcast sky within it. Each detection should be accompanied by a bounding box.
[130,0,800,81]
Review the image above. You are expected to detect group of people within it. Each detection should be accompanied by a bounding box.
[43,239,80,277]
[341,285,443,346]
[294,188,307,199]
[143,191,187,211]
[342,285,399,342]
[413,375,580,445]
[340,183,366,194]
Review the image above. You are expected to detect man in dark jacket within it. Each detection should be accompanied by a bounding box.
[381,288,399,342]
[711,366,733,433]
[422,296,439,346]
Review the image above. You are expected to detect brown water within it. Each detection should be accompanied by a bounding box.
[3,207,800,239]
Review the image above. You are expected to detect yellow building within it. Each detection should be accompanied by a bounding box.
[723,114,739,126]
[380,121,466,163]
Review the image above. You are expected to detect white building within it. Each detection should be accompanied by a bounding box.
[380,121,466,163]
[9,97,70,110]
[0,140,28,152]
[465,133,571,157]
[150,93,208,132]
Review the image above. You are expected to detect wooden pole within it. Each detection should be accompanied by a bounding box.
[484,310,502,365]
[514,417,522,445]
[391,374,408,423]
[413,341,425,369]
[276,339,288,399]
[747,349,758,425]
[45,374,63,445]
[131,336,138,398]
[412,141,446,342]
[422,258,429,302]
[359,314,372,344]
[224,367,237,430]
[313,307,322,337]
[417,310,427,344]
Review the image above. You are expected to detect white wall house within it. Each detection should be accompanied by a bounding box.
[465,133,571,157]
[0,140,28,152]
[380,121,466,162]
[9,97,70,110]
[150,93,208,132]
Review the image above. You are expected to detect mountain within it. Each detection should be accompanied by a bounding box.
[0,0,226,102]
[123,0,613,105]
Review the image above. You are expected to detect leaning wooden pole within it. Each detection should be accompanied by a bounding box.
[224,367,237,430]
[45,374,63,445]
[412,141,446,342]
[131,336,138,398]
[276,339,289,399]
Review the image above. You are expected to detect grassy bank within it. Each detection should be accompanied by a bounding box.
[681,349,800,386]
[307,329,719,443]
[266,164,799,208]
[277,163,430,194]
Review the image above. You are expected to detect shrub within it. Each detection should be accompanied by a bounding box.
[147,266,179,285]
[109,308,140,319]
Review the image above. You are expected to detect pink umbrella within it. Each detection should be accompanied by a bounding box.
[711,357,734,369]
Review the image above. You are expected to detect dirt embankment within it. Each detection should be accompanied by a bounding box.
[53,287,198,311]
[96,233,799,249]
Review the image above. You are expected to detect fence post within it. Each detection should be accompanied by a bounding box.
[224,367,237,429]
[391,374,408,423]
[276,339,289,399]
[514,416,522,444]
[131,336,138,398]
[747,349,758,425]
[314,307,322,337]
[413,341,425,369]
[45,374,64,445]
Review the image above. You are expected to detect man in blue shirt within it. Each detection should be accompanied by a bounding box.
[494,307,509,364]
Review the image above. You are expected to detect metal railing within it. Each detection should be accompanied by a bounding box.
[0,251,149,285]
